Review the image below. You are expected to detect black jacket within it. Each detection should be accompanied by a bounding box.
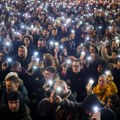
[59,94,117,120]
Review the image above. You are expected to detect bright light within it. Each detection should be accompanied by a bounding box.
[89,79,94,85]
[5,42,10,46]
[66,59,72,65]
[87,56,92,61]
[56,86,62,93]
[105,70,111,75]
[81,51,85,56]
[50,41,54,45]
[47,80,53,86]
[33,66,37,70]
[93,106,99,113]
[7,58,12,63]
[34,52,38,56]
[60,45,63,49]
[55,42,59,46]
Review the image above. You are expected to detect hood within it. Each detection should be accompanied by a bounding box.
[81,94,103,111]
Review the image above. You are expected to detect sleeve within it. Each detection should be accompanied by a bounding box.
[60,98,83,113]
[101,46,111,63]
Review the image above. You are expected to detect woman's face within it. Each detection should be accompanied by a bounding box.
[98,76,106,86]
[105,98,115,110]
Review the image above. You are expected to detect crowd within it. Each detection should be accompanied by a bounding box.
[0,0,120,120]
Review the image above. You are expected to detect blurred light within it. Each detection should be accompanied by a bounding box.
[47,80,53,86]
[81,51,85,56]
[66,59,72,65]
[56,86,62,93]
[105,70,111,75]
[55,42,59,46]
[87,56,92,61]
[93,106,99,113]
[34,52,38,56]
[7,58,12,63]
[50,41,54,45]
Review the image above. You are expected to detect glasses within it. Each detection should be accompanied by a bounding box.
[72,65,80,68]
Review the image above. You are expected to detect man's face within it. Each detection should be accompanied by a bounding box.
[90,46,96,53]
[8,100,20,112]
[52,30,57,36]
[43,30,49,37]
[5,81,18,93]
[18,48,25,58]
[24,38,30,47]
[117,61,120,69]
[72,61,81,73]
[37,40,45,48]
[112,41,117,48]
[111,52,117,60]
[48,25,53,31]
[43,70,55,81]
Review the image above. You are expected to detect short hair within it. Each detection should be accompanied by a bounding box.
[23,34,33,43]
[45,66,56,73]
[5,72,18,79]
[7,91,24,105]
[11,61,21,68]
[38,38,45,41]
[54,80,68,88]
[5,75,23,85]
[72,59,80,64]
[112,50,118,54]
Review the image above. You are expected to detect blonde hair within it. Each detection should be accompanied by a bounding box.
[42,53,56,67]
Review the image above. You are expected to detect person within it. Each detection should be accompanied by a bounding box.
[111,59,120,97]
[50,93,117,120]
[23,34,36,61]
[1,73,30,106]
[0,91,32,120]
[61,59,88,102]
[13,45,29,69]
[37,38,51,59]
[36,66,60,102]
[37,80,77,120]
[105,73,118,95]
[105,94,120,120]
[101,45,118,70]
[92,74,111,103]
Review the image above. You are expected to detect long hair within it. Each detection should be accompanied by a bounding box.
[18,45,28,60]
[42,53,56,68]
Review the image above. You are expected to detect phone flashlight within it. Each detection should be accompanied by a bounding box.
[93,106,99,113]
[105,70,111,75]
[81,51,85,56]
[87,79,94,90]
[33,52,38,56]
[87,56,92,61]
[55,42,59,46]
[7,58,12,63]
[47,80,53,86]
[66,59,72,65]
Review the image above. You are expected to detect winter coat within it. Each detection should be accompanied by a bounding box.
[59,94,117,120]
